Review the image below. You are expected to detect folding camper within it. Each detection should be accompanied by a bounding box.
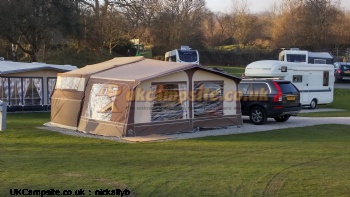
[51,57,242,137]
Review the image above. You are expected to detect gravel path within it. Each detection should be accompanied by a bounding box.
[173,116,350,140]
[40,116,350,142]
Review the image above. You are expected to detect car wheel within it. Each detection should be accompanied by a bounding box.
[309,99,317,109]
[274,115,291,122]
[249,106,267,125]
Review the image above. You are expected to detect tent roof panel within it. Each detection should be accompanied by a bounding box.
[91,58,240,84]
[0,61,77,75]
[65,56,144,75]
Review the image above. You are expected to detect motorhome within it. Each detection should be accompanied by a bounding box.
[165,46,199,64]
[244,60,334,109]
[279,48,334,64]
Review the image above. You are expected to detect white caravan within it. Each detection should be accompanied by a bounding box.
[244,60,334,109]
[165,45,199,64]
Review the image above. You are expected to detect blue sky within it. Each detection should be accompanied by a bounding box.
[205,0,350,13]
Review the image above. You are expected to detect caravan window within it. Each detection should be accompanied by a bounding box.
[23,78,43,106]
[314,59,327,64]
[286,54,306,63]
[193,81,224,118]
[47,78,57,105]
[0,77,9,103]
[9,78,22,106]
[323,71,329,86]
[292,75,303,83]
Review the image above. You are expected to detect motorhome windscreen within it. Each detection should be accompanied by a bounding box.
[178,50,198,62]
[286,54,306,63]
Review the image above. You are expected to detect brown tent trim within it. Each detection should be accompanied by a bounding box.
[193,115,243,128]
[78,117,125,137]
[151,81,187,85]
[132,119,192,136]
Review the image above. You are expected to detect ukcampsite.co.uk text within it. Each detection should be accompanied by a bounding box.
[97,87,269,102]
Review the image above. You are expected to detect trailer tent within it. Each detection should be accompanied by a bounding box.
[50,57,242,137]
[0,61,76,112]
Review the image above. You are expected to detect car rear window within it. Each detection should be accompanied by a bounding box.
[277,82,299,94]
[341,65,350,70]
[252,83,269,93]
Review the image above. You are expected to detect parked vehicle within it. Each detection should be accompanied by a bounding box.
[244,60,334,109]
[238,79,302,125]
[279,48,334,64]
[164,45,199,65]
[334,62,350,82]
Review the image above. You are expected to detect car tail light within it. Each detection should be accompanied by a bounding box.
[273,81,283,102]
[337,69,341,74]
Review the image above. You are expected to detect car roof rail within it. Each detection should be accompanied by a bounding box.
[243,77,284,80]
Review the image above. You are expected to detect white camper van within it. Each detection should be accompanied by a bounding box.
[244,60,334,109]
[278,48,334,64]
[165,46,199,64]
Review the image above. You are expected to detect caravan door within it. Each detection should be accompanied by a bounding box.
[301,74,310,105]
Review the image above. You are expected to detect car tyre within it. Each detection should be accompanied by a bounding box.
[249,106,267,125]
[309,99,317,109]
[274,115,291,122]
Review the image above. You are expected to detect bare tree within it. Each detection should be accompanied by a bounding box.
[270,0,342,50]
[230,0,259,47]
[150,0,206,54]
[0,0,81,62]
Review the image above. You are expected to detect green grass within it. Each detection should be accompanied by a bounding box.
[1,113,350,196]
[300,89,350,117]
[207,66,245,77]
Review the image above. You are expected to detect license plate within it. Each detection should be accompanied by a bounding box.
[287,96,296,101]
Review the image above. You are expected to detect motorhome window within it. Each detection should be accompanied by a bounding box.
[314,59,326,64]
[286,54,306,63]
[292,75,303,83]
[281,66,288,72]
[323,71,329,86]
[178,50,198,62]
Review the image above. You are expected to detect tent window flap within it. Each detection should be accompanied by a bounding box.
[193,82,224,118]
[151,83,187,122]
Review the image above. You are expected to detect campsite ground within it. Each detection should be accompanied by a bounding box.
[0,90,350,196]
[1,67,350,196]
[1,114,350,196]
